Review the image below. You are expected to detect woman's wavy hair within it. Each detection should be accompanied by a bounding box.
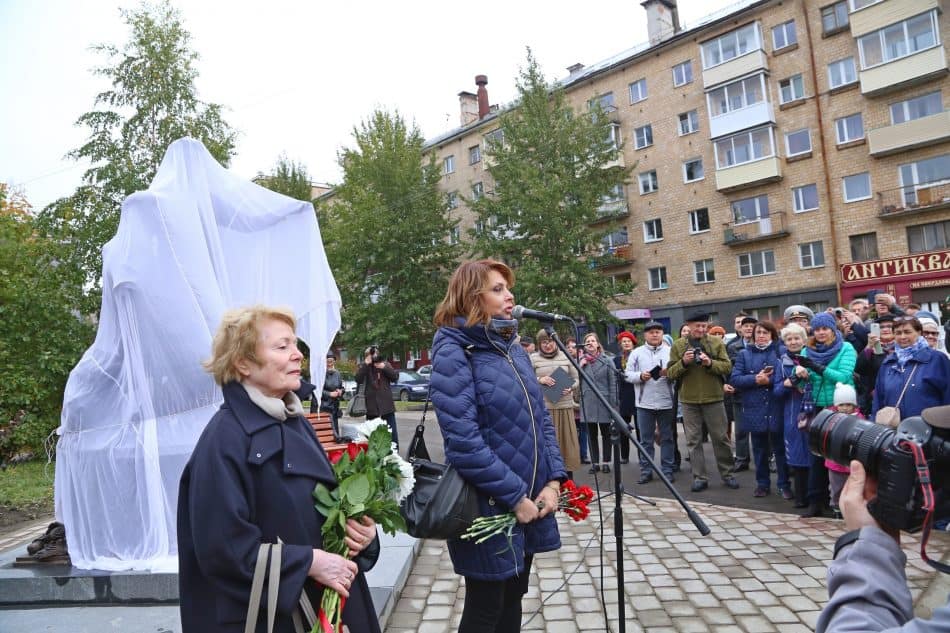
[204,305,296,385]
[434,259,515,327]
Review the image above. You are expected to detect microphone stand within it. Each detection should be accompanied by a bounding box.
[543,323,710,633]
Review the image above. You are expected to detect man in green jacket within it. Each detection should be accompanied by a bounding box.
[667,312,739,492]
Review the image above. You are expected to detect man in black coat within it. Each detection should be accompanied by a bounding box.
[354,346,400,449]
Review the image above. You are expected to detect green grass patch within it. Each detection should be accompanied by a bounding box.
[0,460,55,509]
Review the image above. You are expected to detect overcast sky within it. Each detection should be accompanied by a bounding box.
[1,0,737,209]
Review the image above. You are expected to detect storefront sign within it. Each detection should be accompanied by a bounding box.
[612,308,652,319]
[910,278,950,289]
[841,250,950,285]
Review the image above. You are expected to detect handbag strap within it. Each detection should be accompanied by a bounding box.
[246,544,272,633]
[894,364,918,411]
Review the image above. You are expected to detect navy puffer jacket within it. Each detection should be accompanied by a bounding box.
[430,322,566,580]
[730,342,783,433]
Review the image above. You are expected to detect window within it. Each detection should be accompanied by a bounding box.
[610,272,632,290]
[602,226,629,248]
[447,191,459,209]
[683,158,704,182]
[899,154,950,205]
[590,92,616,113]
[702,23,760,69]
[443,155,455,174]
[678,110,699,135]
[799,241,825,268]
[639,170,658,194]
[732,195,769,223]
[772,20,797,50]
[608,122,622,150]
[858,12,938,69]
[821,2,849,34]
[907,220,950,253]
[694,259,715,284]
[715,127,774,168]
[891,91,943,124]
[843,172,871,202]
[850,232,879,261]
[835,113,864,144]
[472,182,484,201]
[469,145,481,165]
[689,208,710,234]
[629,78,648,103]
[484,128,505,149]
[708,75,766,117]
[792,184,819,212]
[738,249,776,277]
[634,124,653,149]
[643,218,663,242]
[850,0,882,10]
[648,267,668,290]
[449,226,460,245]
[779,74,805,104]
[672,60,693,87]
[785,129,812,157]
[743,306,781,321]
[828,57,857,89]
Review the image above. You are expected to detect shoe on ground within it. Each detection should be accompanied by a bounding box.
[801,503,823,518]
[581,458,591,464]
[601,464,611,474]
[620,458,629,465]
[691,479,708,492]
[733,461,750,472]
[722,476,740,489]
[780,488,794,500]
[588,464,600,473]
[637,473,653,485]
[793,500,809,508]
[753,487,769,497]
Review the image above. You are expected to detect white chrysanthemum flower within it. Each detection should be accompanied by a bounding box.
[383,452,415,502]
[353,417,389,442]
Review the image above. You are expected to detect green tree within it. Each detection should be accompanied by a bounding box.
[0,185,94,463]
[38,0,237,313]
[320,110,459,358]
[469,51,633,323]
[258,155,314,202]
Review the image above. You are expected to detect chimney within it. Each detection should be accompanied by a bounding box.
[641,0,680,45]
[567,63,585,75]
[475,75,490,119]
[459,91,478,126]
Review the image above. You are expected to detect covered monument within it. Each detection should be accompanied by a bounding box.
[54,138,341,570]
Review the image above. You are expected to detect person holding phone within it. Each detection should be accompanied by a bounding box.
[729,321,789,499]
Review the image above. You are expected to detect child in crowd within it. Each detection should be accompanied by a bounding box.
[826,383,862,518]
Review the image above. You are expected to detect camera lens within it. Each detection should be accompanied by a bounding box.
[808,409,894,471]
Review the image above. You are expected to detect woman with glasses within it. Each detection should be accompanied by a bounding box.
[918,313,949,357]
[872,316,950,420]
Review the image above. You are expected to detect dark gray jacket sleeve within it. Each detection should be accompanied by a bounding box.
[817,526,950,633]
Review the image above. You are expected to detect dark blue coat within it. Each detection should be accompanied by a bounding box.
[772,352,811,467]
[429,322,567,581]
[177,382,380,633]
[872,345,950,419]
[730,342,783,433]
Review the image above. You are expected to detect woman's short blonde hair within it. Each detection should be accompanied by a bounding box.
[204,305,296,385]
[780,322,807,342]
[434,259,515,327]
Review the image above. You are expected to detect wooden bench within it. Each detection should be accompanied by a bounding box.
[306,412,350,453]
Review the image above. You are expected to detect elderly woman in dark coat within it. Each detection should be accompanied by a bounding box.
[178,306,381,633]
[580,331,618,474]
[430,259,566,633]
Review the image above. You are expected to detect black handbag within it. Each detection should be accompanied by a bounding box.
[400,387,479,539]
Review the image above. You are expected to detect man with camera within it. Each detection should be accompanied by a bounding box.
[668,312,738,492]
[354,345,400,448]
[817,404,950,632]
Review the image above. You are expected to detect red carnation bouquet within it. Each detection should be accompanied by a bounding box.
[460,479,594,545]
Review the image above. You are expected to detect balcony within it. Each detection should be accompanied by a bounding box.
[868,110,950,156]
[602,150,626,170]
[591,199,630,225]
[702,49,769,89]
[590,243,635,269]
[860,46,948,97]
[723,211,789,246]
[850,0,939,38]
[877,180,950,219]
[715,156,782,193]
[709,101,775,140]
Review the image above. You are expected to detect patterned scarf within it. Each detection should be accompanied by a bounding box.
[895,336,929,369]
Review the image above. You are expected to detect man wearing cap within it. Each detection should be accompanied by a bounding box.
[726,315,757,472]
[784,305,815,333]
[668,312,739,492]
[520,335,536,355]
[627,321,675,483]
[614,331,639,463]
[321,352,345,433]
[817,407,950,632]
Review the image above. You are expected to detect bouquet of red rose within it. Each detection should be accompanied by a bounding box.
[312,419,414,633]
[460,479,594,545]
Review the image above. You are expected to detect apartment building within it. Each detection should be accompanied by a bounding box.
[425,0,950,330]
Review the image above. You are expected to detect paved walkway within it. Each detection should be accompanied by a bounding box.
[385,495,950,633]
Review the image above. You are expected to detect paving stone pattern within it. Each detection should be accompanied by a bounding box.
[385,497,949,633]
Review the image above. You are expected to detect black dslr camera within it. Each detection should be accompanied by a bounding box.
[808,409,950,532]
[366,345,384,364]
[689,340,704,365]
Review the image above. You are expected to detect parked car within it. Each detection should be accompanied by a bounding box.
[342,378,357,400]
[416,364,432,379]
[391,370,430,402]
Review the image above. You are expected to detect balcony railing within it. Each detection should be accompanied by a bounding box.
[590,243,634,268]
[591,198,630,224]
[722,211,789,245]
[878,179,950,219]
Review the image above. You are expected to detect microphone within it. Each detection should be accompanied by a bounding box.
[512,305,571,322]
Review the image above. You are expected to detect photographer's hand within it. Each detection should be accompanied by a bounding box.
[840,461,899,543]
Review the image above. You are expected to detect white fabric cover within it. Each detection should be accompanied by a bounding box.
[54,138,341,571]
